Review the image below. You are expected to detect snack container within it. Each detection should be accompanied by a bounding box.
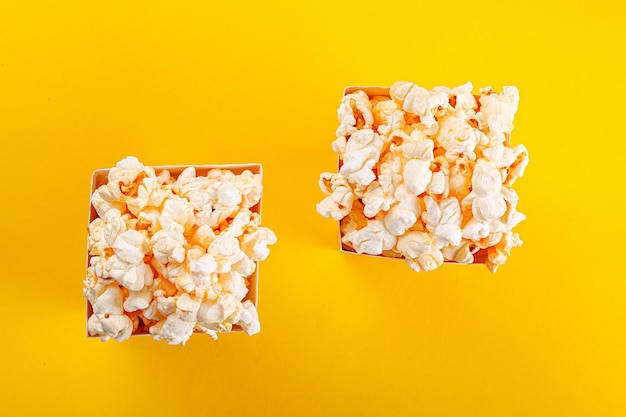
[338,86,488,265]
[86,163,263,336]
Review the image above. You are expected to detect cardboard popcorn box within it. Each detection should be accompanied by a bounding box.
[337,86,495,266]
[86,163,263,338]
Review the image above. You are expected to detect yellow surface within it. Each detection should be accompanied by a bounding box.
[1,0,625,415]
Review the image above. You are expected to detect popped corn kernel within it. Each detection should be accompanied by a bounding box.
[316,172,355,220]
[339,129,386,187]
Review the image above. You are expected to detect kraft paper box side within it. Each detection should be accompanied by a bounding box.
[86,163,263,337]
[338,86,488,265]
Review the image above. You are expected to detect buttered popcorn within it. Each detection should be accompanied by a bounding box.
[85,157,276,344]
[317,81,529,272]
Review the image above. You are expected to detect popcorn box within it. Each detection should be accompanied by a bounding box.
[335,85,514,267]
[86,163,263,338]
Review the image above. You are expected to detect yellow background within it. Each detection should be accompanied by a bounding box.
[1,0,625,415]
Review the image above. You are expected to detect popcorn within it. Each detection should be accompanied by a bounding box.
[87,314,133,343]
[111,229,147,265]
[342,218,396,255]
[85,158,276,344]
[317,172,354,220]
[436,114,478,159]
[241,227,278,261]
[318,82,529,272]
[339,129,386,187]
[239,300,261,336]
[396,231,444,272]
[150,314,196,346]
[403,159,432,196]
[124,285,153,312]
[422,196,463,247]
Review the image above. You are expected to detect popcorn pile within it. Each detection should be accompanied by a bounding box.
[317,81,529,272]
[85,157,277,345]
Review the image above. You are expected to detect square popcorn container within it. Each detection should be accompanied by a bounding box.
[317,83,529,273]
[85,158,277,345]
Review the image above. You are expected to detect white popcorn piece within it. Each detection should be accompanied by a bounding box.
[378,151,404,192]
[232,253,256,277]
[171,167,212,211]
[477,86,519,137]
[396,231,444,272]
[331,135,348,155]
[188,249,218,280]
[342,219,396,255]
[383,185,420,236]
[499,188,526,230]
[190,224,216,248]
[436,114,478,158]
[107,156,150,189]
[155,290,178,316]
[87,218,107,257]
[338,90,374,132]
[127,175,168,216]
[361,181,393,218]
[486,231,522,272]
[87,158,275,342]
[316,172,354,220]
[396,231,432,259]
[232,170,263,209]
[150,314,196,346]
[102,209,128,247]
[216,182,242,209]
[91,183,126,218]
[389,81,414,103]
[91,284,124,316]
[450,82,477,112]
[88,256,109,281]
[449,156,473,199]
[318,82,528,273]
[384,205,417,236]
[238,300,260,336]
[442,241,476,264]
[339,129,386,187]
[137,207,161,231]
[462,218,491,241]
[400,135,435,161]
[427,171,446,195]
[241,227,278,262]
[176,293,202,322]
[218,271,249,301]
[404,159,432,196]
[422,196,463,247]
[120,261,154,292]
[210,232,245,273]
[124,285,153,312]
[391,81,449,136]
[405,250,444,272]
[505,144,530,186]
[472,159,502,197]
[142,300,163,322]
[159,194,195,232]
[87,314,133,342]
[150,223,186,264]
[196,293,242,335]
[472,194,507,223]
[401,83,433,115]
[111,229,147,265]
[175,247,219,298]
[373,100,402,135]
